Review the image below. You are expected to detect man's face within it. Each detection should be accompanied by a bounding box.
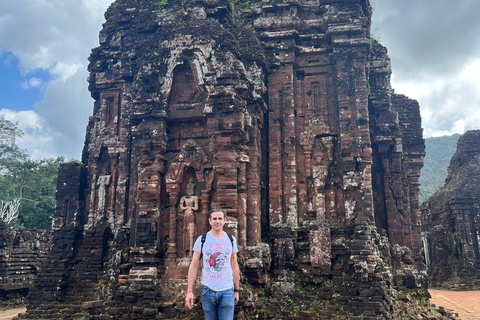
[209,211,225,231]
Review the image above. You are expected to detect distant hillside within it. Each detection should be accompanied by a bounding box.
[419,133,461,202]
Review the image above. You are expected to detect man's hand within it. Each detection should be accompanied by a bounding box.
[186,251,200,310]
[185,291,194,309]
[234,291,239,305]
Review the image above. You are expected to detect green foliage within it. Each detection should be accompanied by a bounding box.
[231,0,253,24]
[0,118,65,229]
[0,118,27,162]
[0,156,64,229]
[234,0,252,11]
[419,134,460,202]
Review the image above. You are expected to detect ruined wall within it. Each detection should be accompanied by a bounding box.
[0,220,52,304]
[20,1,430,319]
[422,130,480,289]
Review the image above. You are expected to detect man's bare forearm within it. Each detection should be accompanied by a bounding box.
[187,251,200,290]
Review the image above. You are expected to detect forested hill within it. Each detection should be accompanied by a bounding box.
[419,133,461,202]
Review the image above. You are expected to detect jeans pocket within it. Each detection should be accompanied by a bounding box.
[201,286,209,295]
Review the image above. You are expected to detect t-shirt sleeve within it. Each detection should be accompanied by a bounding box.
[192,235,202,253]
[233,236,238,253]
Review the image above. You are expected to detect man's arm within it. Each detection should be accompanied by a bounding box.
[231,252,240,305]
[185,251,201,309]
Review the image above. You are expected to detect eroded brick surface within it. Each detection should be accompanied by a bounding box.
[0,221,52,304]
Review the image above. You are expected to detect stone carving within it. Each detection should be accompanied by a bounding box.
[180,177,199,257]
[310,136,336,220]
[96,175,111,213]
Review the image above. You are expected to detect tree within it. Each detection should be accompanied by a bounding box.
[0,118,27,162]
[0,198,20,224]
[0,118,64,229]
[420,134,460,202]
[0,155,64,229]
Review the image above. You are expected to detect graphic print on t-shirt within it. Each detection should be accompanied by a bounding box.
[204,242,231,279]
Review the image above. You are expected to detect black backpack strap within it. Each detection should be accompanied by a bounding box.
[199,233,207,261]
[227,233,234,249]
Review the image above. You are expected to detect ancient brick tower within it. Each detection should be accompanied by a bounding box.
[422,130,480,290]
[21,1,428,319]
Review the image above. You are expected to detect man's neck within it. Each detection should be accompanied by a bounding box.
[210,229,224,238]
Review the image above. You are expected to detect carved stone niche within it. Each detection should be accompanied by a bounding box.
[167,62,207,120]
[136,156,166,216]
[165,142,215,259]
[179,173,200,257]
[134,156,166,251]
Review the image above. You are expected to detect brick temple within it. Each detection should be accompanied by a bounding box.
[422,130,480,290]
[0,221,52,305]
[19,0,431,319]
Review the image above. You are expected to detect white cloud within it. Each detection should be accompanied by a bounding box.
[0,0,115,159]
[372,0,480,139]
[0,109,41,130]
[33,67,94,160]
[20,77,47,90]
[50,62,83,81]
[405,59,480,138]
[0,0,114,75]
[0,109,57,159]
[28,78,44,88]
[459,60,480,87]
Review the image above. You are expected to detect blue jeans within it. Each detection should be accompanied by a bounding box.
[201,286,235,320]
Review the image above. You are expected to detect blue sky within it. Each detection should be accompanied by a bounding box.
[1,0,480,160]
[0,52,50,111]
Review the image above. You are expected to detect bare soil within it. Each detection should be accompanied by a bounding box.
[0,290,479,319]
[0,308,25,320]
[429,289,480,320]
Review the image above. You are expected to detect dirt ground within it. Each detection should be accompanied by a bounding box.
[0,308,25,320]
[429,289,480,320]
[0,290,479,319]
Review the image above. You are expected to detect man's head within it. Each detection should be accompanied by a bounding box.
[208,208,226,231]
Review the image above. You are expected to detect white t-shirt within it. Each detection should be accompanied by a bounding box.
[193,231,238,291]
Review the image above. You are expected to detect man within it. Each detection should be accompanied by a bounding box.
[185,208,240,320]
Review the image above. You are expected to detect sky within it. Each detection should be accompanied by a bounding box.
[1,0,479,160]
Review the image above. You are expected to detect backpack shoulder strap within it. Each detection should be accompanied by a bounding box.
[199,233,207,261]
[227,233,234,249]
